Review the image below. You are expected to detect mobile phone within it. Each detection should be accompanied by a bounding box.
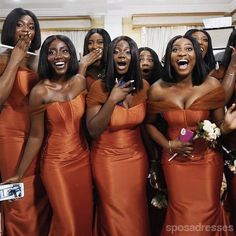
[179,128,194,142]
[0,183,24,201]
[130,80,135,90]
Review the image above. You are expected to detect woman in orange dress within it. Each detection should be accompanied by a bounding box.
[146,35,236,235]
[0,8,50,235]
[79,28,111,90]
[4,35,93,236]
[211,29,236,233]
[86,35,150,236]
[139,46,166,236]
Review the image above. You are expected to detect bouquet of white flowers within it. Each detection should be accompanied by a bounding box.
[194,120,221,148]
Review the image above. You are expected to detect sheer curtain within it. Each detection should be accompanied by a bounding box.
[41,30,88,58]
[141,26,201,61]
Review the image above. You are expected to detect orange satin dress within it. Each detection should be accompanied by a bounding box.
[0,67,51,235]
[148,86,234,236]
[86,75,95,91]
[87,79,150,236]
[41,92,93,236]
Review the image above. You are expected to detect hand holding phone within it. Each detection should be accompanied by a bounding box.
[179,128,194,142]
[0,183,24,201]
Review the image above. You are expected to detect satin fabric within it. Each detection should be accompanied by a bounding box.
[87,79,150,236]
[86,75,95,91]
[41,92,93,236]
[0,68,51,236]
[148,86,234,236]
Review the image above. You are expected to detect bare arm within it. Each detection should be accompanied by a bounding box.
[3,86,46,183]
[0,34,31,105]
[145,84,193,156]
[221,46,236,104]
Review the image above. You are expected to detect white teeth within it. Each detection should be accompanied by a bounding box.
[55,62,65,67]
[200,47,204,52]
[178,59,188,63]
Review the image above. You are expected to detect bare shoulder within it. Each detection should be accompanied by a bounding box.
[204,75,221,89]
[29,81,48,106]
[72,74,86,90]
[148,79,167,101]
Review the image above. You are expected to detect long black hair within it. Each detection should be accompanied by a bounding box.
[38,35,78,81]
[185,29,216,73]
[83,28,111,68]
[138,47,163,84]
[163,35,208,86]
[104,36,143,92]
[1,8,41,52]
[221,29,236,69]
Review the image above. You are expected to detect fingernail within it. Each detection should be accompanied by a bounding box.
[130,80,134,82]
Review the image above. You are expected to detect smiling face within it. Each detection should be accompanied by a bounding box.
[113,40,131,76]
[14,15,35,45]
[171,37,196,78]
[47,39,71,78]
[191,31,208,59]
[139,50,154,79]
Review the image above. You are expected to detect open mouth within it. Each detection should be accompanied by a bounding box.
[55,61,65,68]
[142,68,150,74]
[118,61,126,66]
[177,59,188,69]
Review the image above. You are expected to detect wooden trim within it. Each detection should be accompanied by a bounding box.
[38,16,91,21]
[132,12,225,19]
[41,28,91,31]
[133,22,204,29]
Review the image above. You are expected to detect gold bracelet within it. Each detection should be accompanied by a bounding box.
[226,72,235,77]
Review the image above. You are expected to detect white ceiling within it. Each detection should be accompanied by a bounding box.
[0,0,235,18]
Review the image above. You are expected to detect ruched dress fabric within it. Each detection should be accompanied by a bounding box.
[87,79,150,236]
[41,92,93,236]
[148,86,234,236]
[0,66,51,236]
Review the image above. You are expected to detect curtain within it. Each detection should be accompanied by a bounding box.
[141,26,201,61]
[41,30,88,59]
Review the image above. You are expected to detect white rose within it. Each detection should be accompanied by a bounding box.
[214,127,221,137]
[203,120,214,133]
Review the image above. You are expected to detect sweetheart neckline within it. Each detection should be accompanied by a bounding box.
[151,86,224,110]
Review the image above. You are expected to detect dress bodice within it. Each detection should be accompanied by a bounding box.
[87,79,149,148]
[148,86,225,140]
[46,92,86,135]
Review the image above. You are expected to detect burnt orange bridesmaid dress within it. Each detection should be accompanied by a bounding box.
[87,79,150,236]
[148,86,234,236]
[41,92,93,236]
[0,66,51,235]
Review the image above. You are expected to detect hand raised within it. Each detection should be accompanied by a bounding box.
[108,79,135,104]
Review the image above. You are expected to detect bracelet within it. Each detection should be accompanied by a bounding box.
[168,140,173,153]
[226,72,235,77]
